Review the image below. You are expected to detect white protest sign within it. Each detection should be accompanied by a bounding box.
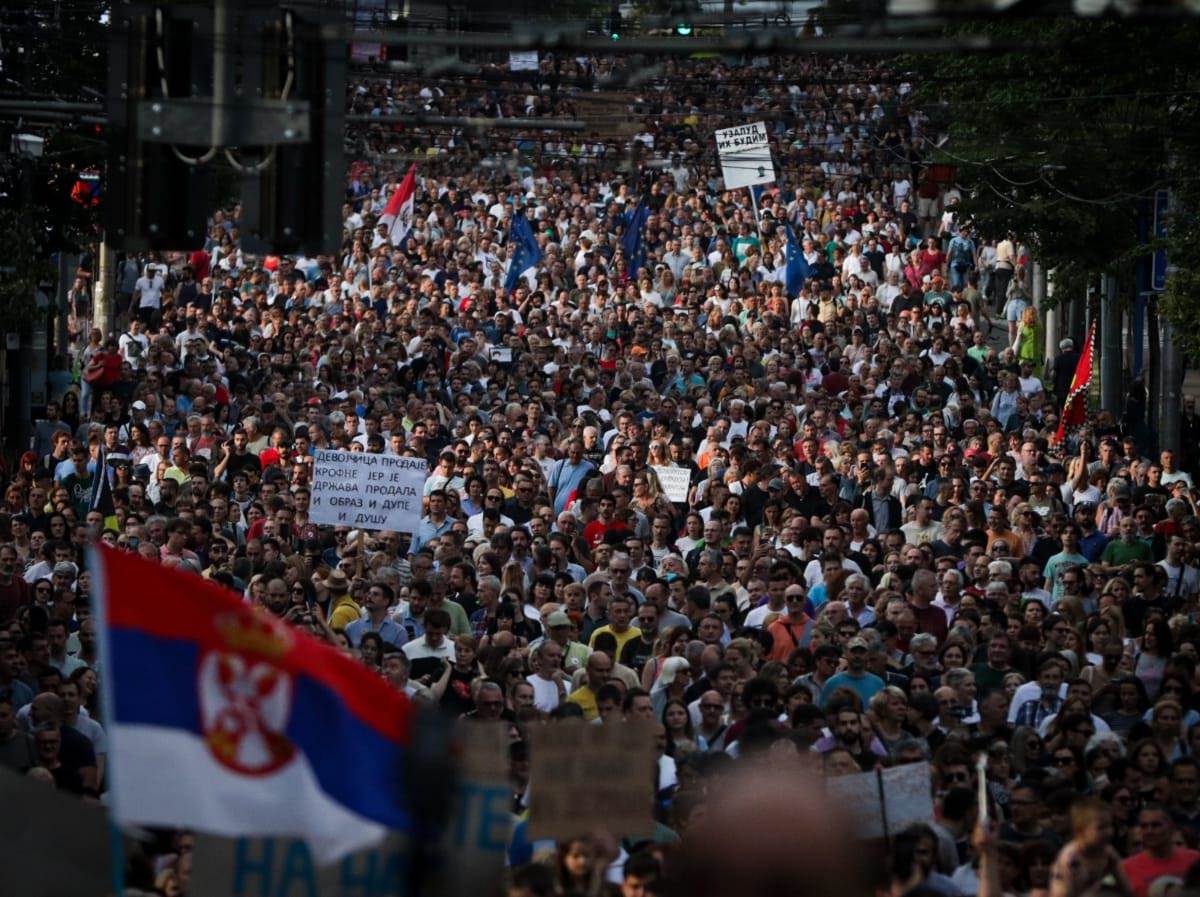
[652,466,691,504]
[714,121,774,190]
[825,761,934,841]
[191,724,511,897]
[509,50,539,71]
[310,450,427,533]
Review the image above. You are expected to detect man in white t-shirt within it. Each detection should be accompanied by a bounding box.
[118,318,150,370]
[526,639,568,713]
[133,266,165,324]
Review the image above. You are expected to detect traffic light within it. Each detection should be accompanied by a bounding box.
[669,0,697,36]
[608,0,622,39]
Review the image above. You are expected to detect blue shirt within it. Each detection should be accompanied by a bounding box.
[548,459,596,514]
[344,617,408,649]
[1079,530,1109,563]
[818,670,885,710]
[410,515,453,554]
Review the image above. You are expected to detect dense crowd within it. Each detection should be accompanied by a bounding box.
[5,48,1200,897]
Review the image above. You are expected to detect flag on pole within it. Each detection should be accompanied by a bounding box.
[378,164,417,246]
[89,445,118,532]
[785,221,811,298]
[1053,321,1097,445]
[504,211,543,292]
[620,199,649,282]
[91,545,418,863]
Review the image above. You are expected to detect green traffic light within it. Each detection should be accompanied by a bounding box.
[675,22,693,36]
[611,31,620,39]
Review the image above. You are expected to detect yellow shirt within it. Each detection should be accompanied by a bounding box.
[328,594,362,631]
[587,625,644,664]
[566,686,599,721]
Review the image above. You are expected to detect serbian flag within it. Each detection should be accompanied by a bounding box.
[378,164,417,246]
[91,545,416,862]
[1053,321,1097,445]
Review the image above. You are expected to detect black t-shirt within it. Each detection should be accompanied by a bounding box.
[59,724,96,775]
[439,667,477,716]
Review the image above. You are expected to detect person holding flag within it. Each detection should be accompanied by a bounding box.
[505,210,543,292]
[89,443,118,534]
[785,220,812,298]
[1052,321,1097,446]
[621,196,649,283]
[378,164,417,248]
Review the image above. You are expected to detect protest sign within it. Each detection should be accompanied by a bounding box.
[0,767,113,897]
[825,761,934,841]
[714,121,774,191]
[309,450,426,533]
[191,724,511,897]
[509,50,539,71]
[527,721,656,840]
[651,466,691,503]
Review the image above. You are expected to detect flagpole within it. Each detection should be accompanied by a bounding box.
[748,186,766,259]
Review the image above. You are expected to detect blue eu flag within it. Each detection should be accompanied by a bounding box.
[505,211,543,292]
[785,221,811,298]
[621,199,649,282]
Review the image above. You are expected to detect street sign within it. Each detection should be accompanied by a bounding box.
[714,121,775,191]
[1153,188,1169,291]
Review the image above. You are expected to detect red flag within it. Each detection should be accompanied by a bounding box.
[378,164,417,246]
[1053,321,1096,444]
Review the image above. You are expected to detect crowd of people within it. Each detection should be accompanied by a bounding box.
[5,46,1200,897]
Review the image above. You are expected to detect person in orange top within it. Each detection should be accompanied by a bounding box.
[985,505,1025,559]
[1121,805,1200,897]
[767,590,814,662]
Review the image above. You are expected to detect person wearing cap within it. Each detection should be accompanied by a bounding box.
[533,608,590,674]
[817,634,885,710]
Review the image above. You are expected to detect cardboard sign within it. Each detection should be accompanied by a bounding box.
[527,721,656,840]
[651,466,691,504]
[714,121,774,191]
[309,450,427,533]
[191,724,511,897]
[0,766,113,897]
[825,761,935,841]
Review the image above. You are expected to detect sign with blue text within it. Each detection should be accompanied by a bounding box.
[190,724,511,897]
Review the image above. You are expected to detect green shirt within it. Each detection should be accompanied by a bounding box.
[1100,538,1152,568]
[61,473,95,517]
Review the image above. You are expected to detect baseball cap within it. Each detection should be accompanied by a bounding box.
[847,636,870,651]
[546,611,573,628]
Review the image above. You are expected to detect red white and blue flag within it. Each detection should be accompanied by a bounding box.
[91,545,416,862]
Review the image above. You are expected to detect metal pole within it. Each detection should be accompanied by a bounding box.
[1100,273,1122,415]
[212,0,232,148]
[93,239,115,338]
[1043,267,1058,363]
[1161,319,1182,453]
[55,253,73,355]
[747,187,766,256]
